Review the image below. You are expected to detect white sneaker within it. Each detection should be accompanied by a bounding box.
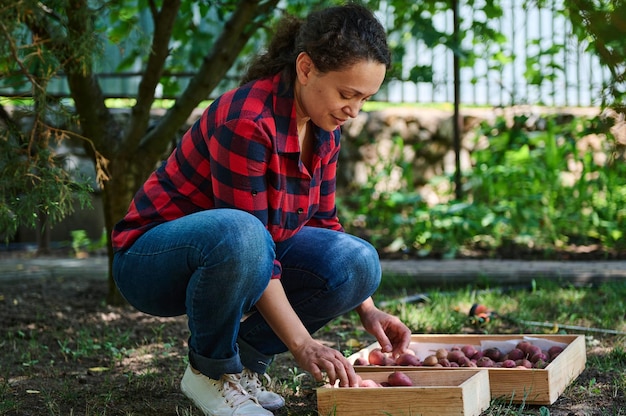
[240,368,285,411]
[180,365,274,416]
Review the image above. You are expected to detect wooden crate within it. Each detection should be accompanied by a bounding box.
[317,369,490,416]
[349,334,586,405]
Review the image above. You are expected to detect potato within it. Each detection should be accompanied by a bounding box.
[422,354,439,366]
[548,345,564,360]
[476,357,495,368]
[483,347,502,361]
[506,348,525,361]
[526,345,542,359]
[368,348,386,366]
[447,350,465,364]
[530,352,548,364]
[387,371,413,387]
[383,356,397,366]
[359,379,381,388]
[501,359,517,368]
[461,344,477,358]
[438,358,451,367]
[396,353,421,366]
[353,357,369,366]
[435,348,448,359]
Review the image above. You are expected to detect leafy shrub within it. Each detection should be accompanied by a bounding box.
[339,114,626,258]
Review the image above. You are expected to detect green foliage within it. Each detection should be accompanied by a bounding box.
[566,0,626,109]
[341,114,626,258]
[0,110,93,242]
[467,115,625,252]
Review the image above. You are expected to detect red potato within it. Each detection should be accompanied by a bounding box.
[353,357,369,366]
[483,347,502,361]
[387,371,414,387]
[383,356,397,366]
[501,359,517,368]
[548,346,564,360]
[476,357,495,368]
[447,350,465,364]
[516,341,532,354]
[506,348,525,361]
[526,345,542,359]
[457,356,472,367]
[359,379,381,388]
[396,353,421,366]
[368,348,386,366]
[461,345,478,358]
[530,352,549,364]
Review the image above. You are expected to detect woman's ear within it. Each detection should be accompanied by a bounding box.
[295,52,314,84]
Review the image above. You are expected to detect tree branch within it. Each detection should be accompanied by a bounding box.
[125,0,182,150]
[62,0,119,156]
[139,0,280,155]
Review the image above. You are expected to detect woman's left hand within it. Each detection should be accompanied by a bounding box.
[356,299,411,357]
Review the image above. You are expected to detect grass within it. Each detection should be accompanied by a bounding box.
[375,275,626,337]
[0,273,625,415]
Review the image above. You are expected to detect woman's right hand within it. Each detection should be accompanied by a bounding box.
[290,338,360,387]
[254,279,360,387]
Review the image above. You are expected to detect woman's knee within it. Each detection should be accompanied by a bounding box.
[188,209,275,267]
[321,233,381,296]
[342,234,380,278]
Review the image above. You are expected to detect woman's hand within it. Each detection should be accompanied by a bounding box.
[356,297,412,357]
[290,339,360,387]
[254,279,360,387]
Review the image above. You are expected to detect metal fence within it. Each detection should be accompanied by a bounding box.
[381,0,611,107]
[2,0,612,108]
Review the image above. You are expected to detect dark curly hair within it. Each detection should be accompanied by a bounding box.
[241,3,390,85]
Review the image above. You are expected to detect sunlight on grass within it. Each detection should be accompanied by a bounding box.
[375,276,626,336]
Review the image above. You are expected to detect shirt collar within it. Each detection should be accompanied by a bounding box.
[271,73,337,156]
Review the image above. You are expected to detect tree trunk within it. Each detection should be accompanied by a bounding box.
[98,0,280,305]
[101,153,149,306]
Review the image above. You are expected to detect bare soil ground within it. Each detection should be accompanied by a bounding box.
[1,253,624,415]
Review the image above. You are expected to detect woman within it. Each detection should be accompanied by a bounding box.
[112,3,411,415]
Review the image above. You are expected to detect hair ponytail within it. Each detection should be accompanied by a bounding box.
[241,16,302,85]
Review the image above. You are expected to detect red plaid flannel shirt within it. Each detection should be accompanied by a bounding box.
[112,73,344,278]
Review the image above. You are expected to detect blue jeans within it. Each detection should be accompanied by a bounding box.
[113,209,381,379]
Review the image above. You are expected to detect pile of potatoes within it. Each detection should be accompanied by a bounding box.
[354,340,565,370]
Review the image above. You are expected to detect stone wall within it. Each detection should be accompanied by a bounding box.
[338,106,623,205]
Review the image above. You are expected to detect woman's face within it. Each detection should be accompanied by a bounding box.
[295,54,386,132]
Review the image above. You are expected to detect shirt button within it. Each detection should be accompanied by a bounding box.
[251,190,258,196]
[297,208,304,214]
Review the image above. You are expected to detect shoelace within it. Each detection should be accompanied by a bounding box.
[242,369,272,393]
[220,374,254,408]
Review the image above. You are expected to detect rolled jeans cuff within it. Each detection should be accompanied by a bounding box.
[189,348,242,380]
[238,336,275,374]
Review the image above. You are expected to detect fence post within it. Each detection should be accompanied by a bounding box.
[452,0,462,200]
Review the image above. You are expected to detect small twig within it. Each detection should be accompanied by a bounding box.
[516,320,626,336]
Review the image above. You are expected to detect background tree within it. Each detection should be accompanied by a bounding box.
[568,0,626,111]
[1,0,283,304]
